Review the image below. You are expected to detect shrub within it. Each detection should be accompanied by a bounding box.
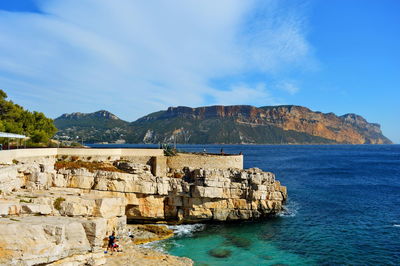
[54,161,125,173]
[70,156,79,162]
[31,130,50,143]
[70,142,82,147]
[53,197,65,210]
[19,199,32,203]
[162,144,177,156]
[12,159,19,164]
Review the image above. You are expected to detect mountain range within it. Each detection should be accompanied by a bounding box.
[54,105,392,144]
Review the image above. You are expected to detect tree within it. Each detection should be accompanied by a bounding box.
[0,89,57,144]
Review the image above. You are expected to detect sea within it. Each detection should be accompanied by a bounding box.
[88,144,400,265]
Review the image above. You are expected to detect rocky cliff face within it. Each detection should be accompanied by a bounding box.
[55,105,392,144]
[52,163,286,223]
[0,151,286,265]
[129,105,392,144]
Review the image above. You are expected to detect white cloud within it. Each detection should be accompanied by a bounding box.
[211,83,280,106]
[0,0,313,120]
[278,81,300,95]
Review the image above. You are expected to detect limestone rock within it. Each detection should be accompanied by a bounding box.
[21,203,52,215]
[51,165,287,223]
[0,216,91,265]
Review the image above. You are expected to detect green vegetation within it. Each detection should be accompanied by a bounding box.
[54,110,129,143]
[54,160,125,173]
[162,144,177,156]
[0,89,57,145]
[53,197,66,210]
[16,195,37,199]
[19,199,32,203]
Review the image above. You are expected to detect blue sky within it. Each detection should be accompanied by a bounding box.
[0,0,399,143]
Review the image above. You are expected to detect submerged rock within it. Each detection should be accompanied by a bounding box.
[258,254,274,260]
[225,235,252,249]
[208,247,232,258]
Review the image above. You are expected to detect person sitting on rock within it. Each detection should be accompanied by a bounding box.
[107,232,116,253]
[113,240,121,252]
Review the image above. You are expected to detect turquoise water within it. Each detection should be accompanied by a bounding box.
[160,145,400,265]
[89,144,400,265]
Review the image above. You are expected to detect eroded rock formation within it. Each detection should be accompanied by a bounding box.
[51,163,287,223]
[0,150,286,265]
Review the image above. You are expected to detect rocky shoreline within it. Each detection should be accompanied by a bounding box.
[0,148,287,265]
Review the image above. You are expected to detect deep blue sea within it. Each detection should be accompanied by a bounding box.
[89,144,400,265]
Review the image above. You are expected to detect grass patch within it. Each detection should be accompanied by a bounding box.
[10,218,20,222]
[19,199,32,203]
[53,197,65,210]
[17,195,38,199]
[54,161,126,173]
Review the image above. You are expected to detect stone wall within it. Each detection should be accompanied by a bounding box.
[0,148,164,164]
[0,149,243,178]
[0,148,58,164]
[167,153,243,171]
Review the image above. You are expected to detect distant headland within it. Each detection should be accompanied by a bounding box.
[55,105,392,145]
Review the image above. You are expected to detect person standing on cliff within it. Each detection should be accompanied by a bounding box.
[107,232,116,254]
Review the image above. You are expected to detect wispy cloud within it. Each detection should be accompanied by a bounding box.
[211,83,280,106]
[277,81,300,95]
[0,0,313,120]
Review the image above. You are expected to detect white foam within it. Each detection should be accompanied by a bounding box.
[393,224,400,227]
[141,240,165,252]
[278,200,299,218]
[140,224,205,253]
[168,223,205,237]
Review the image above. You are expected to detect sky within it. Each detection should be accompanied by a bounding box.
[0,0,399,143]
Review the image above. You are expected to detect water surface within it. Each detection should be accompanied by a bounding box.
[90,144,400,265]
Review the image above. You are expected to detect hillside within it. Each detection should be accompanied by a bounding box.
[55,105,392,144]
[54,110,129,143]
